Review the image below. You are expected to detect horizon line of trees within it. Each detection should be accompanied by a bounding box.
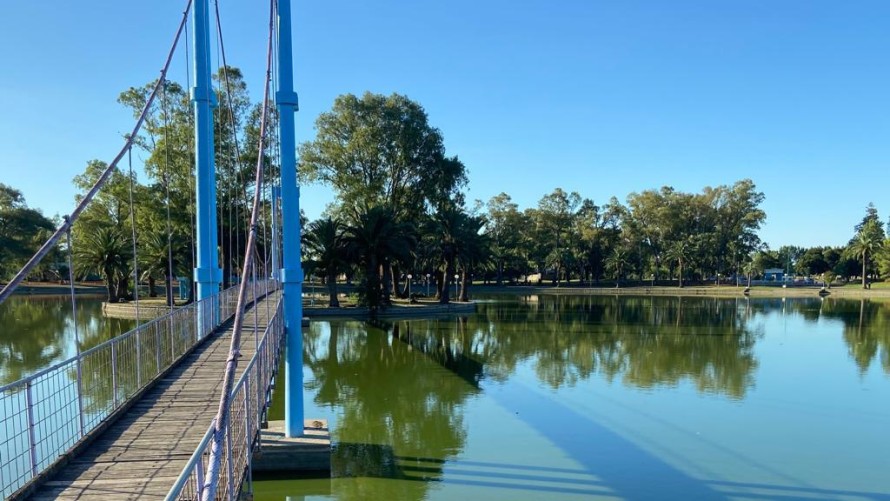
[3,82,888,311]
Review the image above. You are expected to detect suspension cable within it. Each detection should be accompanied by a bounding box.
[0,0,195,306]
[201,0,276,496]
[127,147,141,323]
[214,0,251,287]
[65,218,86,436]
[162,80,176,314]
[65,217,80,349]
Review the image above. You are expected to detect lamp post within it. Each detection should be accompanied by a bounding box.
[454,273,459,300]
[426,273,430,297]
[407,274,412,297]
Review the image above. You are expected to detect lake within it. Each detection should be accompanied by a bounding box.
[1,293,888,500]
[255,294,890,500]
[0,296,136,386]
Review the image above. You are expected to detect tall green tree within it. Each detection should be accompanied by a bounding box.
[299,92,467,223]
[535,188,581,286]
[305,218,349,307]
[0,184,56,279]
[848,219,884,289]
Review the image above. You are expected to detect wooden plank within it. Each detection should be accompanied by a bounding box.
[24,292,280,500]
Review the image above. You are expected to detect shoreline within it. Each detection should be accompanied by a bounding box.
[468,283,890,299]
[4,282,107,297]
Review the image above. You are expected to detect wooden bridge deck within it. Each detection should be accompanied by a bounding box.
[27,292,281,500]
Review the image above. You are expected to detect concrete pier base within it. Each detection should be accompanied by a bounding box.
[253,419,331,474]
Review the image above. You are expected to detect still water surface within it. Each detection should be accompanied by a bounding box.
[0,296,135,385]
[256,294,890,500]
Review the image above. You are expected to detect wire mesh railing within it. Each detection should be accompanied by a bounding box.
[166,297,284,501]
[0,280,275,499]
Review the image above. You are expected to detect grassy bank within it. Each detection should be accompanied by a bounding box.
[467,283,890,299]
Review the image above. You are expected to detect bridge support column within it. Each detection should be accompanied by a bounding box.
[276,0,305,438]
[271,186,281,281]
[192,0,221,320]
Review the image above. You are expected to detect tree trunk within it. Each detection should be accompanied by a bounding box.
[390,263,401,298]
[327,270,340,307]
[148,276,158,298]
[440,257,454,304]
[117,274,130,301]
[496,261,503,286]
[862,253,868,289]
[459,268,469,302]
[678,259,684,288]
[381,259,393,305]
[104,268,116,302]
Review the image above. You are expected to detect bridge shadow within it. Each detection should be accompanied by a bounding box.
[384,316,890,500]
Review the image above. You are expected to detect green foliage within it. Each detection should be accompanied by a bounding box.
[0,184,56,280]
[299,92,467,221]
[74,226,133,302]
[305,217,349,307]
[344,207,415,313]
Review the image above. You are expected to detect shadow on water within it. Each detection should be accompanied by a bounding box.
[256,294,890,500]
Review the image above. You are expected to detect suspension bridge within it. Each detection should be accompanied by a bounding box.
[0,0,320,499]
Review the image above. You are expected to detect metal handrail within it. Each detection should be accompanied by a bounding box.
[0,280,276,499]
[166,298,285,501]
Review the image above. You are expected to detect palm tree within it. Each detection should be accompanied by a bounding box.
[429,206,465,304]
[140,233,183,306]
[75,226,132,302]
[344,206,415,314]
[742,260,759,288]
[606,247,628,288]
[305,217,349,307]
[849,219,884,289]
[666,240,691,288]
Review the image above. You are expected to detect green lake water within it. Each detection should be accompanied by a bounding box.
[256,294,890,500]
[0,296,135,386]
[2,293,889,500]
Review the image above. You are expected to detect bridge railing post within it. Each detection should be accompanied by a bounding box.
[75,352,86,438]
[25,381,38,477]
[111,341,119,406]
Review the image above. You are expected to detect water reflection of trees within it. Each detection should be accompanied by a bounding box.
[469,295,762,399]
[0,296,134,391]
[810,298,890,374]
[303,320,476,500]
[0,297,68,384]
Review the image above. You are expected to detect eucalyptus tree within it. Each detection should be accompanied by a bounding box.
[535,188,581,286]
[299,92,467,294]
[299,92,467,223]
[0,184,56,279]
[485,193,524,285]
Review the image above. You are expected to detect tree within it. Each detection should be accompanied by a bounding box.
[344,207,414,314]
[75,227,133,302]
[305,218,349,307]
[535,188,581,286]
[485,193,523,285]
[0,184,56,279]
[848,219,884,289]
[299,92,467,223]
[666,240,691,288]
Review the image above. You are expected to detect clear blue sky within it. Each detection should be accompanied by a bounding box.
[1,1,889,249]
